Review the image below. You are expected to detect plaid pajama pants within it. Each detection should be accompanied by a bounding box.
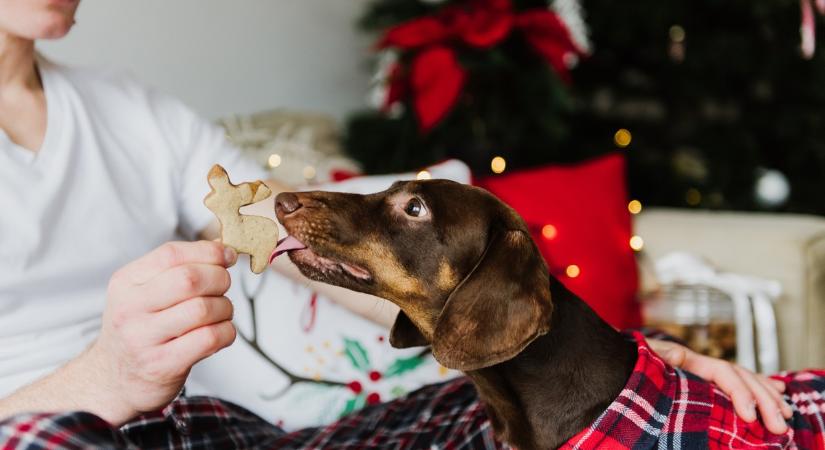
[0,378,507,450]
[7,332,823,449]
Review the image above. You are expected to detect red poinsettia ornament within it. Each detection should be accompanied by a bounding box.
[801,0,825,58]
[378,0,585,133]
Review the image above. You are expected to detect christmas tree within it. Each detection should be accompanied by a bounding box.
[345,0,825,214]
[347,0,587,174]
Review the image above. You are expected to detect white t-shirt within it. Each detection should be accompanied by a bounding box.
[0,57,266,397]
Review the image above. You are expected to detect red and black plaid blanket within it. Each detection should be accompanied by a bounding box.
[1,332,823,449]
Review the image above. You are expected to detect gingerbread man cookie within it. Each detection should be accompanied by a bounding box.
[204,164,279,274]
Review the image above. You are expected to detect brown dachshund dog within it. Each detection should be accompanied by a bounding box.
[274,179,637,449]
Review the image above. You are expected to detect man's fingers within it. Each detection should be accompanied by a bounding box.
[708,362,758,423]
[141,264,231,311]
[765,377,793,418]
[665,348,757,423]
[650,338,792,432]
[729,365,787,433]
[650,340,687,367]
[116,241,234,285]
[148,296,234,343]
[750,373,792,419]
[768,378,787,393]
[752,374,791,417]
[163,320,237,369]
[734,366,793,427]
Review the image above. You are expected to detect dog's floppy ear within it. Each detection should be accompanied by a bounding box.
[431,229,552,371]
[389,311,430,348]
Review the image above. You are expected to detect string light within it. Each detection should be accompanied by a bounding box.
[685,188,702,206]
[565,264,581,278]
[541,224,558,240]
[669,24,686,62]
[627,199,643,215]
[303,165,317,180]
[491,156,507,174]
[417,170,432,180]
[629,235,644,251]
[669,25,686,42]
[614,129,632,148]
[268,154,282,168]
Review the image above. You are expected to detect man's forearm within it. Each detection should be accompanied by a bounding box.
[0,343,136,426]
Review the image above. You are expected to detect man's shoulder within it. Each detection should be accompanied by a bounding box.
[39,56,147,99]
[38,56,194,124]
[38,55,205,142]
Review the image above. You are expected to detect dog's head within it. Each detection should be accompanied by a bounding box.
[275,180,552,371]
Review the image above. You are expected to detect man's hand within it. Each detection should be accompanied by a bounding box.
[0,241,238,425]
[648,339,793,434]
[85,241,238,424]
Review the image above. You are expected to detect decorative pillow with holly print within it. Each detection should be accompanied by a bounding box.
[186,160,470,430]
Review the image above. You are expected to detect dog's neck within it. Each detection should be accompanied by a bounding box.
[465,278,638,450]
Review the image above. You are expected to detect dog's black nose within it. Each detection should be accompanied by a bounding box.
[275,192,303,216]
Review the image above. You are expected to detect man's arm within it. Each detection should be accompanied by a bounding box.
[0,345,133,424]
[0,241,238,425]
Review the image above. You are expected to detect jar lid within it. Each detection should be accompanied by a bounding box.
[642,283,735,325]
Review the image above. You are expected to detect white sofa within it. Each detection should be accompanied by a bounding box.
[636,208,825,371]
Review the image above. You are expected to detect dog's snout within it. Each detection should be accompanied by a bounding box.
[275,192,303,217]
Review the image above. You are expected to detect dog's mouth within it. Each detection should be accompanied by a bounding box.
[270,235,373,283]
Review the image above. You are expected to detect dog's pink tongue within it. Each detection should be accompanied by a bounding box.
[270,236,307,264]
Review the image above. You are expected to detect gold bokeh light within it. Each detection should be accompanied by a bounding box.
[614,129,632,148]
[491,156,507,174]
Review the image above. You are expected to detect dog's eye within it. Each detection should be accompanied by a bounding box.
[404,198,426,217]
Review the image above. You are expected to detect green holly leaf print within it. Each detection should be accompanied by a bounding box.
[390,386,407,397]
[343,338,371,372]
[384,355,425,378]
[340,393,366,418]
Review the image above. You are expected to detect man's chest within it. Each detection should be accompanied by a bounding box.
[0,140,180,292]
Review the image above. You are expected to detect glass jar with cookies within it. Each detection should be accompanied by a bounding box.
[642,284,737,362]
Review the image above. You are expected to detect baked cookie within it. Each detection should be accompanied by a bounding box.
[204,164,279,274]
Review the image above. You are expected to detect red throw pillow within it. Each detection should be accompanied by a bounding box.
[476,153,641,329]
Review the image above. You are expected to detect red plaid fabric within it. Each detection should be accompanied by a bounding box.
[0,379,505,450]
[0,396,285,450]
[274,378,503,449]
[562,332,825,450]
[2,332,823,449]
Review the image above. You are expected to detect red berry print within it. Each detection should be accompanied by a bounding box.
[369,370,382,382]
[366,392,381,405]
[347,381,363,394]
